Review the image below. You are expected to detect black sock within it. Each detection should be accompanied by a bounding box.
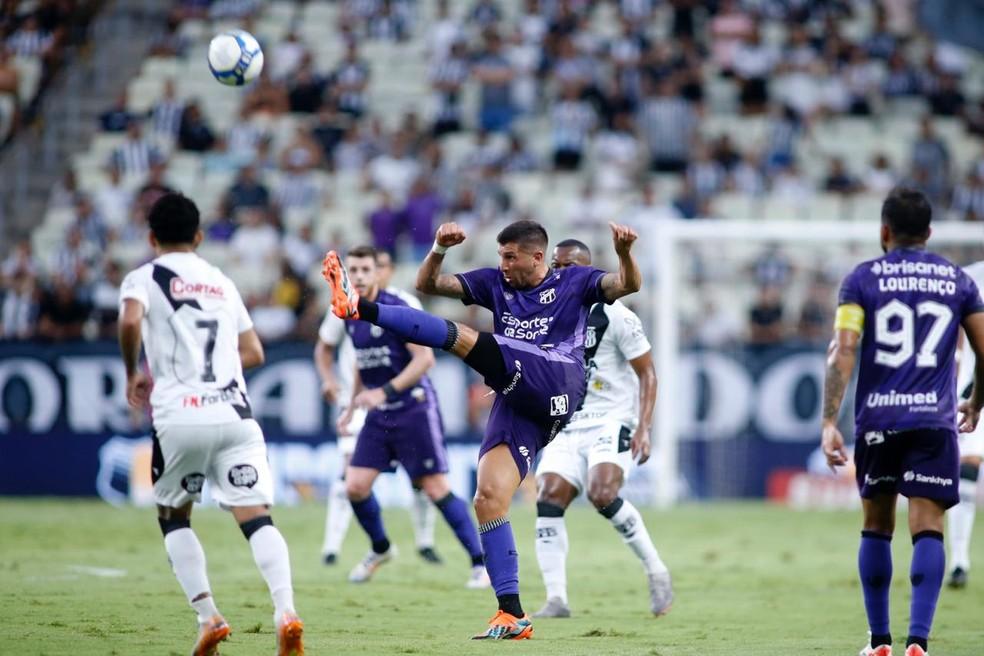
[357,297,379,322]
[871,633,892,648]
[371,538,390,554]
[471,554,485,567]
[497,594,524,618]
[906,636,928,650]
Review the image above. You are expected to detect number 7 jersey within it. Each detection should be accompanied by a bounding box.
[120,252,254,426]
[838,247,984,434]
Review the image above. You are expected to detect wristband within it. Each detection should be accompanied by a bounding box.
[382,382,399,400]
[432,241,449,255]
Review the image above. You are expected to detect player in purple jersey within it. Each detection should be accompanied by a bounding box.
[332,246,487,589]
[322,219,641,640]
[821,188,984,656]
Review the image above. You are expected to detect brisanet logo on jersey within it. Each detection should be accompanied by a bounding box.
[865,390,938,411]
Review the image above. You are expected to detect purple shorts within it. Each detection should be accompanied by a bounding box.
[854,427,960,508]
[350,400,449,480]
[478,335,586,479]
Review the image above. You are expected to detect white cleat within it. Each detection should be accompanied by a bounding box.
[348,546,397,583]
[465,565,491,589]
[648,571,673,616]
[532,597,571,618]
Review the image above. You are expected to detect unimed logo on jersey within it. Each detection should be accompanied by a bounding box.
[170,278,225,300]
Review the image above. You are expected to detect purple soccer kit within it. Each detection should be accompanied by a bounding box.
[346,290,448,479]
[840,248,984,507]
[456,265,608,478]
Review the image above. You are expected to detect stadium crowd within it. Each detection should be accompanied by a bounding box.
[4,0,984,345]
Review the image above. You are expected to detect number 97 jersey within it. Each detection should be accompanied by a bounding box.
[838,248,984,435]
[120,252,254,426]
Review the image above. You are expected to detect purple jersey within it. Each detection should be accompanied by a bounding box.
[839,247,984,434]
[455,265,608,360]
[347,290,436,409]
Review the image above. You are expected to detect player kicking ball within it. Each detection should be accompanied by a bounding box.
[118,193,303,655]
[322,219,641,640]
[821,188,984,656]
[327,246,488,588]
[532,239,672,619]
[316,249,444,567]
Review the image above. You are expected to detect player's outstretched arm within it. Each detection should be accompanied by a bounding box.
[959,312,984,432]
[415,222,467,299]
[629,350,657,464]
[600,222,642,301]
[119,298,150,408]
[821,325,859,470]
[353,343,435,410]
[238,328,265,369]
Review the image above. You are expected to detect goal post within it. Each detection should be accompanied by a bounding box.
[648,219,984,507]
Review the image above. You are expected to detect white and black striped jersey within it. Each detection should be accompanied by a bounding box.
[568,299,651,429]
[958,261,984,397]
[637,96,696,159]
[120,252,254,426]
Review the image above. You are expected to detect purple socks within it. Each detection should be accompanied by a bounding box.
[436,493,484,565]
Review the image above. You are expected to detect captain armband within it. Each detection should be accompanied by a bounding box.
[834,303,864,334]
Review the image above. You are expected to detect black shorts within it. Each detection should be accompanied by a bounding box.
[854,428,960,509]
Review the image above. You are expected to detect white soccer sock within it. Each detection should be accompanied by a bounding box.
[249,525,295,620]
[535,516,569,604]
[410,487,436,549]
[948,478,978,571]
[322,478,353,555]
[164,528,219,623]
[608,499,669,577]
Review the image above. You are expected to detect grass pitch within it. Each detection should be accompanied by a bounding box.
[2,499,982,655]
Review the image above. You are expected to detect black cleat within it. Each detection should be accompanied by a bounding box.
[418,547,443,564]
[323,552,338,566]
[947,566,968,589]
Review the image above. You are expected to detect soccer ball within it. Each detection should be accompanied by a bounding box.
[207,30,264,86]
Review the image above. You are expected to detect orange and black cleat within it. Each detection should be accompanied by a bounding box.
[471,610,533,640]
[321,251,361,320]
[276,612,304,656]
[192,615,231,656]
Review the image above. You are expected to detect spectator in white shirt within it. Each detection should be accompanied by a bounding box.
[230,207,281,267]
[365,134,419,201]
[94,165,134,231]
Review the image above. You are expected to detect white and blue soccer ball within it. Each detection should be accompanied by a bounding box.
[207,30,264,86]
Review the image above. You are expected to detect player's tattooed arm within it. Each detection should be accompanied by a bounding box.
[415,222,467,299]
[821,328,858,469]
[600,222,642,301]
[119,298,150,408]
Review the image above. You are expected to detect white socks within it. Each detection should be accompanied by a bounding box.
[948,477,978,571]
[249,525,296,620]
[164,528,218,623]
[410,487,437,549]
[534,516,569,604]
[607,499,669,577]
[323,478,353,555]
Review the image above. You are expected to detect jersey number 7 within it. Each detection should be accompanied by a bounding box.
[196,319,219,382]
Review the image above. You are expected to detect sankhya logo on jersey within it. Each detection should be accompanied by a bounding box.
[518,445,531,470]
[501,312,553,341]
[903,470,953,487]
[500,361,523,396]
[865,390,938,408]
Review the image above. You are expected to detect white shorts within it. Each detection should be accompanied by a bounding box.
[536,419,634,493]
[152,419,274,508]
[959,428,984,459]
[337,407,367,457]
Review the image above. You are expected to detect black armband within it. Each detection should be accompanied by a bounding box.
[382,382,399,400]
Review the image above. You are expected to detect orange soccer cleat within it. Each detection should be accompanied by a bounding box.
[276,612,304,656]
[471,610,533,640]
[321,251,360,320]
[192,615,231,656]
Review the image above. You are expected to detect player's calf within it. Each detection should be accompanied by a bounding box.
[533,500,572,617]
[236,512,300,631]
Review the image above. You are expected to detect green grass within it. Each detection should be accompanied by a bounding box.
[1,499,982,655]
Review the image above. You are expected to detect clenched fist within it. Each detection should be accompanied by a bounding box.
[609,222,638,257]
[435,223,467,249]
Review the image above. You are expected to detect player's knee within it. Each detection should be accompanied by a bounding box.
[536,487,570,509]
[473,484,508,520]
[346,477,372,501]
[417,475,450,501]
[158,516,191,536]
[587,482,620,511]
[536,501,566,517]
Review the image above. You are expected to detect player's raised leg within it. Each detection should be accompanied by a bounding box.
[230,506,303,656]
[472,444,533,640]
[947,455,981,588]
[158,503,231,656]
[345,465,396,582]
[533,473,578,618]
[416,473,488,587]
[588,462,672,616]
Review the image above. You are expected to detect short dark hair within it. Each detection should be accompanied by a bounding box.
[347,245,378,259]
[555,238,591,256]
[497,220,548,251]
[148,193,200,245]
[882,187,932,239]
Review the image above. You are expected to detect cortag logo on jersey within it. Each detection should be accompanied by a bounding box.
[550,394,569,416]
[539,288,557,304]
[181,473,205,493]
[228,464,258,488]
[169,278,225,300]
